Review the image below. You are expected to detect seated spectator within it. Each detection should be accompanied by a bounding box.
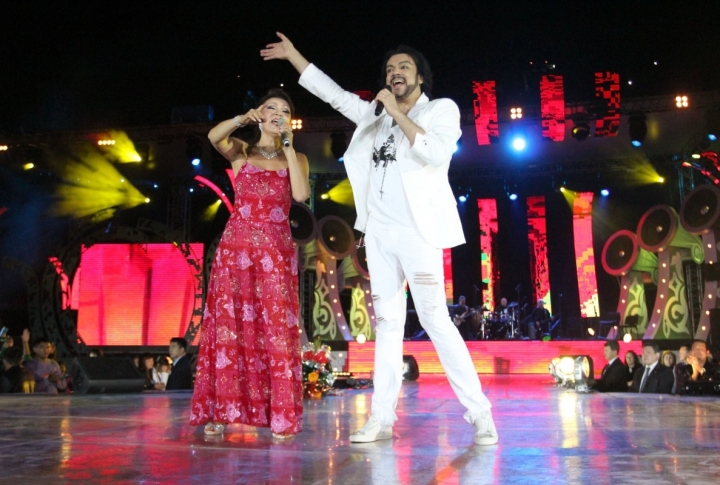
[165,337,193,390]
[24,338,67,394]
[677,345,689,365]
[0,347,35,393]
[630,341,673,394]
[152,355,171,390]
[625,350,642,390]
[590,340,628,392]
[676,340,720,395]
[662,351,677,368]
[138,353,155,390]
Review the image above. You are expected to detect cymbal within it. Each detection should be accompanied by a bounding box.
[507,302,519,308]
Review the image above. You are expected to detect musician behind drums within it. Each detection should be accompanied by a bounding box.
[521,299,552,340]
[451,295,475,340]
[496,298,509,315]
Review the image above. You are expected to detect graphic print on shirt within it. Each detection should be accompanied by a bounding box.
[372,134,397,198]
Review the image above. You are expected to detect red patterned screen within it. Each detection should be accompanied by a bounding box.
[478,198,498,308]
[540,75,565,141]
[527,196,551,313]
[443,248,453,304]
[573,193,599,317]
[594,72,620,137]
[472,80,499,145]
[76,243,203,345]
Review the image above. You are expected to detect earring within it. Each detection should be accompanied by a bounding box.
[258,123,264,133]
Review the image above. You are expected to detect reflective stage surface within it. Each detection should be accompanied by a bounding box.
[1,375,719,484]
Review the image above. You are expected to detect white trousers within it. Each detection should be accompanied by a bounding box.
[364,218,492,426]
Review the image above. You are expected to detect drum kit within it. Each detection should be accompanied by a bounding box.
[472,302,521,340]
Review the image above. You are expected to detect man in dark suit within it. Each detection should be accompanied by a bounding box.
[676,339,720,395]
[631,341,674,394]
[165,337,193,390]
[591,340,628,392]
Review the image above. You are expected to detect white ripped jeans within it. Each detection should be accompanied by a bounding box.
[364,217,492,426]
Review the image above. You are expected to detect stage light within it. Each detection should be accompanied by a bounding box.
[510,107,523,119]
[356,334,366,344]
[330,131,347,162]
[675,95,689,108]
[509,193,518,201]
[587,327,596,336]
[560,187,566,192]
[23,162,34,170]
[573,356,593,392]
[511,136,526,151]
[291,119,303,130]
[0,145,8,151]
[707,109,720,141]
[320,193,329,200]
[97,139,116,146]
[629,115,647,147]
[571,123,590,141]
[96,131,142,162]
[692,153,702,159]
[623,333,632,343]
[186,137,203,166]
[144,197,150,203]
[550,355,594,391]
[600,189,610,197]
[458,194,468,203]
[658,177,664,183]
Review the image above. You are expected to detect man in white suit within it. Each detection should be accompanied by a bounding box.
[262,33,497,446]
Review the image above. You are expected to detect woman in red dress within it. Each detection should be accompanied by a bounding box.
[190,89,310,438]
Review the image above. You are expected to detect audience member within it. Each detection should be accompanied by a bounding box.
[676,340,720,395]
[662,351,677,368]
[0,347,34,393]
[165,337,193,390]
[591,340,628,392]
[624,350,642,390]
[677,345,689,365]
[152,356,171,389]
[24,338,67,394]
[138,353,155,390]
[630,342,673,394]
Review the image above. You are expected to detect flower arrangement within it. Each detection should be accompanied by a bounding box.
[301,338,335,397]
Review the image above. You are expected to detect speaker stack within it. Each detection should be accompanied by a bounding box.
[680,184,720,342]
[637,205,703,339]
[601,230,658,339]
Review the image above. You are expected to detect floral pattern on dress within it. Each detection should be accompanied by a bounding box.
[190,161,303,435]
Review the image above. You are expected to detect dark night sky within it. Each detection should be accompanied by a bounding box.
[2,1,719,134]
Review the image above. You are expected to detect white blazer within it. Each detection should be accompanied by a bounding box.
[299,64,465,249]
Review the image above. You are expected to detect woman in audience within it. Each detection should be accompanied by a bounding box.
[625,350,642,390]
[662,350,677,368]
[138,353,155,390]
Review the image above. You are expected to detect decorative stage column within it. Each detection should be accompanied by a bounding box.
[601,230,658,339]
[312,216,355,341]
[637,205,704,339]
[338,243,376,340]
[680,184,720,341]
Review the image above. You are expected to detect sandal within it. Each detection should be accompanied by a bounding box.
[272,432,294,440]
[204,422,225,436]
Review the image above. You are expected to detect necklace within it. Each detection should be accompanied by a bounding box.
[257,146,281,159]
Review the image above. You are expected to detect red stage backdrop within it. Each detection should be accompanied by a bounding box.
[478,198,498,308]
[573,192,599,317]
[75,243,203,345]
[527,196,551,313]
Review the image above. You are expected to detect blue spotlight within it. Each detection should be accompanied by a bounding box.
[631,140,642,147]
[511,136,526,151]
[191,158,201,166]
[600,189,610,197]
[710,134,718,142]
[458,195,468,203]
[509,193,518,201]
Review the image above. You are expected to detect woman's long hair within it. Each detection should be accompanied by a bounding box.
[235,88,296,150]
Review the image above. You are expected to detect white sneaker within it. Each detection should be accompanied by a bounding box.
[350,416,393,443]
[473,411,498,446]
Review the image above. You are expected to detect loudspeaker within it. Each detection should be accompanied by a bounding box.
[317,216,354,259]
[289,202,317,245]
[70,357,145,394]
[601,230,657,276]
[680,184,720,234]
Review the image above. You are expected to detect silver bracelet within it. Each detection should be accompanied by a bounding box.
[233,115,245,128]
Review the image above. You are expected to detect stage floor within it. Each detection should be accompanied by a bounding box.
[2,375,719,484]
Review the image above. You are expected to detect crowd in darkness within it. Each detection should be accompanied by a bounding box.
[590,339,720,395]
[0,327,194,394]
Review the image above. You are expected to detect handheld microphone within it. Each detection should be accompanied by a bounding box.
[374,85,392,116]
[277,118,291,147]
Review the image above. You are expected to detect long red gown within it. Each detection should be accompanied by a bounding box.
[190,161,303,435]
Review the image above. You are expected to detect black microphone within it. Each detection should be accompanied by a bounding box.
[374,85,392,116]
[277,118,291,147]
